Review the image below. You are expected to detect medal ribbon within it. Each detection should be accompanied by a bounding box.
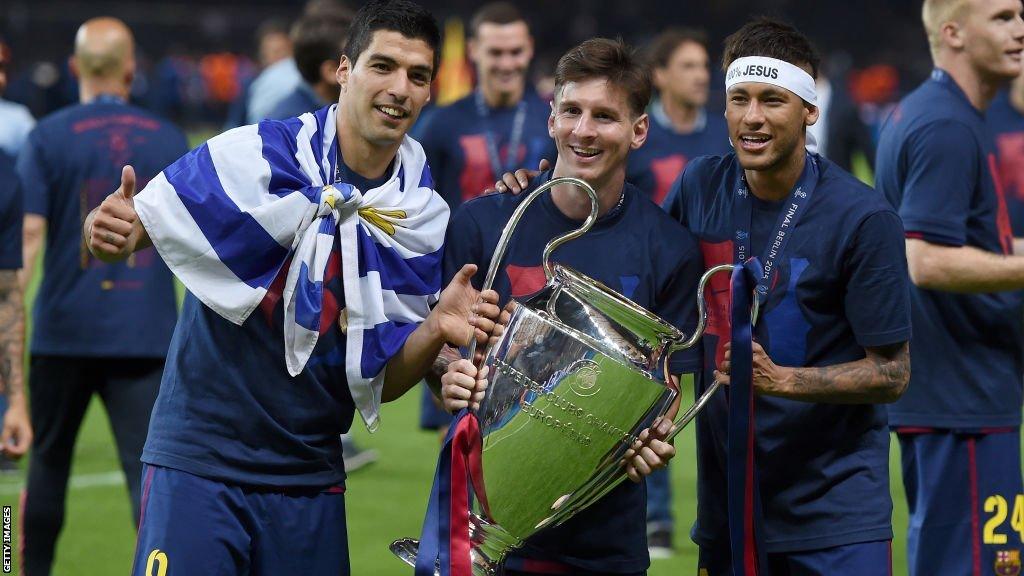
[474,90,528,178]
[726,258,769,576]
[415,409,489,576]
[725,154,817,575]
[730,153,819,301]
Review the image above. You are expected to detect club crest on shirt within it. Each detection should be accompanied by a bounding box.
[996,549,1022,576]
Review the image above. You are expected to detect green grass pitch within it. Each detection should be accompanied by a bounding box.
[0,390,918,575]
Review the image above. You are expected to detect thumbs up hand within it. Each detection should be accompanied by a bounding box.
[87,165,147,262]
[118,164,136,206]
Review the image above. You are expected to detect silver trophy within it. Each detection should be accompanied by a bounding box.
[392,177,748,575]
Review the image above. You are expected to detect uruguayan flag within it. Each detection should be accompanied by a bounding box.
[135,104,449,430]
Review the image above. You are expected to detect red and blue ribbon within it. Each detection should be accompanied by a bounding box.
[416,409,489,576]
[726,259,769,576]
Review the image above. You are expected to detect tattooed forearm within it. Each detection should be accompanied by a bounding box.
[424,345,463,397]
[0,271,25,399]
[784,342,910,404]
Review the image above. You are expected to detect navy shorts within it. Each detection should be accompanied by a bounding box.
[698,539,892,576]
[420,382,454,430]
[131,465,349,576]
[896,427,1024,576]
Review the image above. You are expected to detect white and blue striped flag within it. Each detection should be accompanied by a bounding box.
[135,104,449,430]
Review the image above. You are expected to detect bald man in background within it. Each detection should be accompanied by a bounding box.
[15,17,187,575]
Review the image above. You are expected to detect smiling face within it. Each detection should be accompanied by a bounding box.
[959,0,1024,80]
[336,30,434,148]
[725,79,818,172]
[549,77,648,190]
[470,21,533,102]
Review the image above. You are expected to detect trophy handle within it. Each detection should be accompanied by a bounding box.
[466,177,600,360]
[662,263,760,437]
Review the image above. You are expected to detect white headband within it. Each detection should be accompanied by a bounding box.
[725,56,817,106]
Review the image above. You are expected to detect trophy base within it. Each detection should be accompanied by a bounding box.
[390,514,521,576]
[389,537,499,576]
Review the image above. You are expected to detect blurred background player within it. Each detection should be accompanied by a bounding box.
[988,68,1024,237]
[0,36,33,474]
[414,1,555,439]
[222,18,293,129]
[14,17,187,576]
[0,146,31,479]
[667,18,911,574]
[0,39,35,159]
[244,0,350,125]
[875,1,1024,574]
[413,1,555,209]
[264,9,350,120]
[626,28,730,207]
[0,38,33,477]
[256,19,293,70]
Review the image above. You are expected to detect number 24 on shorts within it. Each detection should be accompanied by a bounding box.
[984,494,1024,544]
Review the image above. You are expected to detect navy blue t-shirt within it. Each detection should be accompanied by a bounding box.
[17,96,187,357]
[876,69,1023,428]
[144,161,387,487]
[0,151,21,270]
[987,90,1024,235]
[626,104,730,205]
[413,89,556,210]
[444,172,703,573]
[664,153,911,552]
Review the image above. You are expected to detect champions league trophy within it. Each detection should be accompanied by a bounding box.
[392,177,752,575]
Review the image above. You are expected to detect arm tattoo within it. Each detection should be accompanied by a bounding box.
[788,342,910,404]
[425,345,463,397]
[0,271,25,399]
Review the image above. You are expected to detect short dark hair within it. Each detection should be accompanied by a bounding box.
[722,18,820,79]
[647,28,709,69]
[469,2,527,37]
[292,13,351,85]
[554,38,651,117]
[343,0,441,78]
